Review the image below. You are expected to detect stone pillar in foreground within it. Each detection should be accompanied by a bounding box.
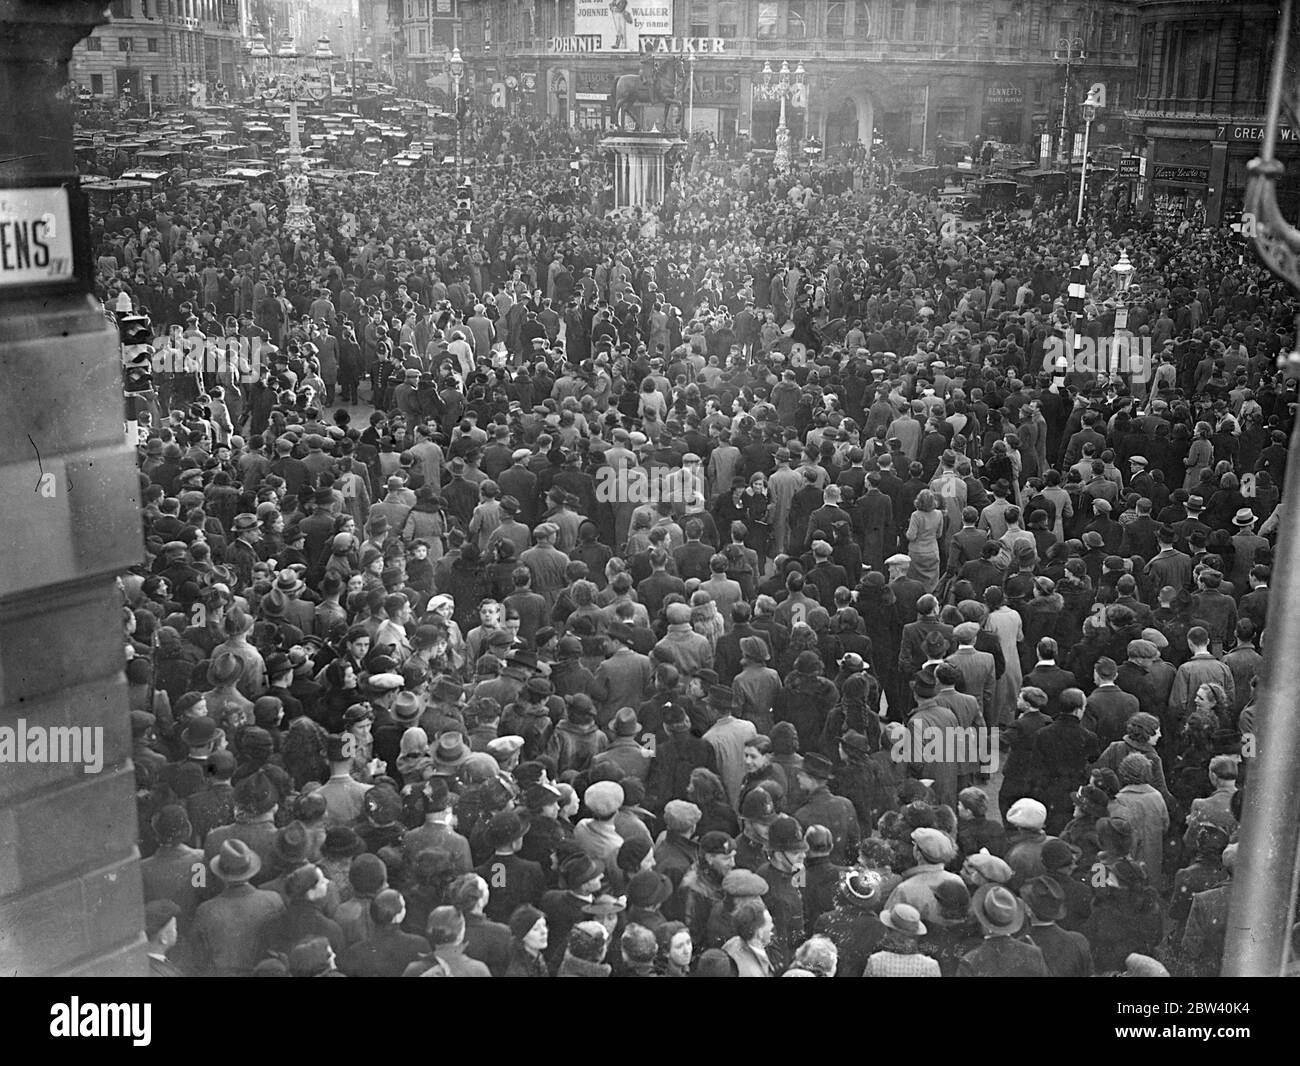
[0,0,146,976]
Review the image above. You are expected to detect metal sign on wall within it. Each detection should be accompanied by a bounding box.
[0,187,75,289]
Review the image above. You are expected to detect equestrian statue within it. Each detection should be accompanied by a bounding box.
[611,54,686,132]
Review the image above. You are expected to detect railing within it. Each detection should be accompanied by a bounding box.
[1135,96,1270,118]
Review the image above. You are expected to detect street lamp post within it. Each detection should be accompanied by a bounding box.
[1110,249,1133,377]
[1053,36,1086,166]
[761,59,805,174]
[686,51,696,138]
[1076,84,1103,226]
[251,31,331,242]
[448,45,464,179]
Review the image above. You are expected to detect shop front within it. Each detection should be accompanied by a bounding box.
[572,69,615,130]
[1143,136,1212,224]
[1148,162,1207,224]
[686,69,743,142]
[1214,122,1300,225]
[983,81,1026,148]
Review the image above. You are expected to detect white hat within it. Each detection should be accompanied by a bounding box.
[885,553,911,566]
[1006,798,1047,830]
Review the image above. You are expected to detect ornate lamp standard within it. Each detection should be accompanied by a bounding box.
[1110,248,1133,376]
[251,31,331,241]
[448,45,464,178]
[1075,83,1103,226]
[1053,36,1086,165]
[760,59,805,173]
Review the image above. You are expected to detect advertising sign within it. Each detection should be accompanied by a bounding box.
[574,1,673,52]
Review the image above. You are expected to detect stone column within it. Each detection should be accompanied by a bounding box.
[0,0,146,976]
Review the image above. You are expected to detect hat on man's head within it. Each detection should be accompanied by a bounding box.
[1006,797,1047,830]
[801,752,835,781]
[880,903,926,937]
[584,780,624,817]
[911,827,956,864]
[971,883,1025,936]
[210,838,262,883]
[1021,876,1067,921]
[965,849,1013,884]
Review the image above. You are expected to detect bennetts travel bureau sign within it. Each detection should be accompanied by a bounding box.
[548,36,729,54]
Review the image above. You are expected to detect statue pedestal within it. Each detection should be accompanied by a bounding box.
[601,132,683,211]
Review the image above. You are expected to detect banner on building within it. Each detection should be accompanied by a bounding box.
[574,1,673,52]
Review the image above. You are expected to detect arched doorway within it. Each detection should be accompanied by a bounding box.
[819,77,877,163]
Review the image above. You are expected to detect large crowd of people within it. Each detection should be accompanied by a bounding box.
[108,101,1295,977]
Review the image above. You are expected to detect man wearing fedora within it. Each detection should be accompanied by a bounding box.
[202,770,282,875]
[476,810,546,923]
[956,883,1049,977]
[591,707,654,784]
[793,753,861,865]
[1020,876,1093,977]
[703,685,758,810]
[186,839,286,976]
[402,777,472,874]
[541,854,607,973]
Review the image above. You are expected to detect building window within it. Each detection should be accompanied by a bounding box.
[110,0,128,17]
[86,35,102,51]
[940,2,955,41]
[717,1,738,37]
[148,37,159,52]
[914,0,931,41]
[418,27,428,53]
[995,17,1007,45]
[1236,21,1267,103]
[889,0,906,39]
[150,74,159,96]
[91,73,104,94]
[119,36,132,51]
[757,2,779,38]
[936,106,966,139]
[689,0,710,37]
[853,0,872,37]
[787,0,807,38]
[826,1,845,37]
